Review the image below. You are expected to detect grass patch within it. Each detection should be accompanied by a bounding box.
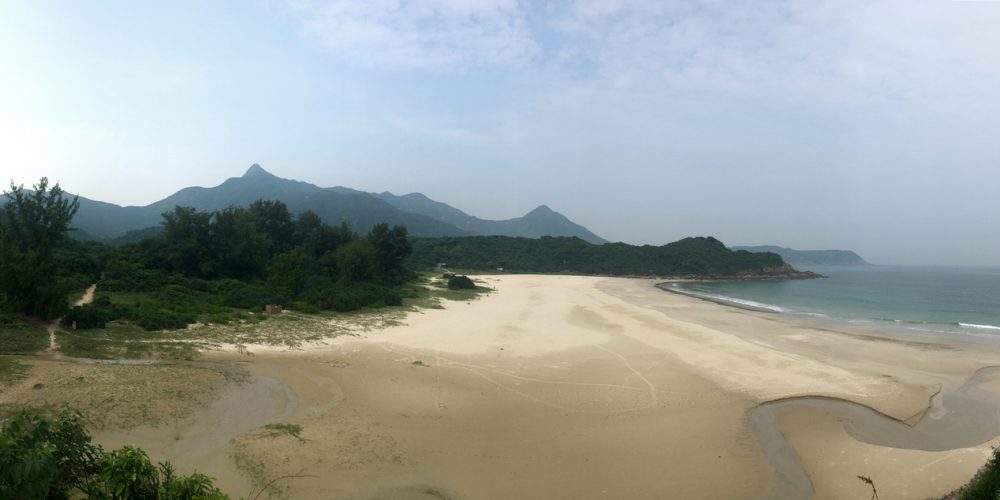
[0,356,29,386]
[0,362,241,430]
[56,321,205,360]
[260,423,305,442]
[0,317,50,354]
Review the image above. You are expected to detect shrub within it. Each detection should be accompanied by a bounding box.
[301,283,402,312]
[131,307,196,331]
[956,447,1000,499]
[62,304,118,330]
[447,275,476,290]
[217,282,286,310]
[0,407,229,499]
[287,301,320,314]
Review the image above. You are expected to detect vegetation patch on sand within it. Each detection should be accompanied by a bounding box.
[0,316,49,354]
[0,361,245,430]
[231,423,313,500]
[0,356,28,388]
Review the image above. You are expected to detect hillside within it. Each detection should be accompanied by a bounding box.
[375,193,608,244]
[732,245,869,266]
[412,236,818,279]
[6,165,605,243]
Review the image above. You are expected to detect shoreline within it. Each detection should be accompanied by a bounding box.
[9,274,1000,499]
[658,278,1000,349]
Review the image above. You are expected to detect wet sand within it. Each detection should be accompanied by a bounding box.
[93,275,1000,498]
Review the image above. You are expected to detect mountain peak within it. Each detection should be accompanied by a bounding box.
[526,204,557,217]
[243,163,275,179]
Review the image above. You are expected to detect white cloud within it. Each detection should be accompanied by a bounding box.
[281,0,539,69]
[280,0,1000,111]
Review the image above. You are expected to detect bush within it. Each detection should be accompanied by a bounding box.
[99,260,168,292]
[447,275,476,290]
[956,447,1000,499]
[0,407,229,499]
[287,301,320,314]
[63,301,121,330]
[130,307,196,331]
[216,282,286,310]
[301,283,402,312]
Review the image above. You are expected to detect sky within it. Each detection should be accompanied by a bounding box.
[1,0,999,266]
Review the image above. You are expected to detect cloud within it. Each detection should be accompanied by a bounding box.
[281,0,539,70]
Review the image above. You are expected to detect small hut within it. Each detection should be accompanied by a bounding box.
[265,304,283,314]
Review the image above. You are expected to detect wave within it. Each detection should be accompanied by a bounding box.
[663,286,786,313]
[959,322,1000,331]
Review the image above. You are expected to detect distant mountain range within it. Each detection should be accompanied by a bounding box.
[7,164,607,244]
[731,245,869,266]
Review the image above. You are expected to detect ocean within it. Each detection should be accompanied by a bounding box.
[669,265,1000,337]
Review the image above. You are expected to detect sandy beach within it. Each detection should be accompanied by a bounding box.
[81,275,1000,499]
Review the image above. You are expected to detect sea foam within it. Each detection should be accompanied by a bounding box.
[959,322,1000,331]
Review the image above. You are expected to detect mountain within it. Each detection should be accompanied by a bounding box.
[6,164,606,243]
[731,245,869,266]
[374,193,608,244]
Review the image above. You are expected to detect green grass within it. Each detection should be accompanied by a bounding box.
[0,318,50,354]
[260,423,305,442]
[55,321,205,360]
[50,274,492,358]
[0,356,29,385]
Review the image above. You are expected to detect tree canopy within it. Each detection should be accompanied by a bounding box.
[0,178,81,319]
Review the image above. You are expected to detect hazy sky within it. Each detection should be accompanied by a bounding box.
[2,1,999,266]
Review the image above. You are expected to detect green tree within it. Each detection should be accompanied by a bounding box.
[0,178,80,319]
[211,206,268,279]
[268,247,317,297]
[335,240,375,283]
[366,223,412,285]
[160,207,212,277]
[248,200,294,255]
[0,408,228,499]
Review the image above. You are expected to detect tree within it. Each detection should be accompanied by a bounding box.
[211,206,268,279]
[160,206,212,277]
[0,408,228,499]
[0,178,80,318]
[335,240,375,283]
[248,200,294,255]
[366,223,412,285]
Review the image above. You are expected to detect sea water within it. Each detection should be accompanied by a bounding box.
[672,265,1000,337]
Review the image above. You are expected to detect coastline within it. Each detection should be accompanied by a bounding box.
[66,275,1000,498]
[655,281,783,313]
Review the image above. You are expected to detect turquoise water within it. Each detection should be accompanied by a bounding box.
[673,266,1000,336]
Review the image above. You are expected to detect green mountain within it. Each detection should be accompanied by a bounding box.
[412,236,818,279]
[731,245,869,266]
[374,193,608,244]
[5,165,606,243]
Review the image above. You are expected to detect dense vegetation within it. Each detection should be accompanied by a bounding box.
[410,235,788,277]
[0,408,227,499]
[69,202,413,331]
[945,447,1000,499]
[447,275,477,290]
[1,178,414,335]
[0,180,104,319]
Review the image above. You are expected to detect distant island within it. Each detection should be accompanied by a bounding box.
[731,245,869,266]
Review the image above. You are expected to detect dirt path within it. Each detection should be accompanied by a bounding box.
[47,284,96,352]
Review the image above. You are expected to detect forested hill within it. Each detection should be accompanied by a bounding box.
[731,245,869,266]
[410,236,818,279]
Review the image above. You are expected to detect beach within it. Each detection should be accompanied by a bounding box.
[86,274,1000,499]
